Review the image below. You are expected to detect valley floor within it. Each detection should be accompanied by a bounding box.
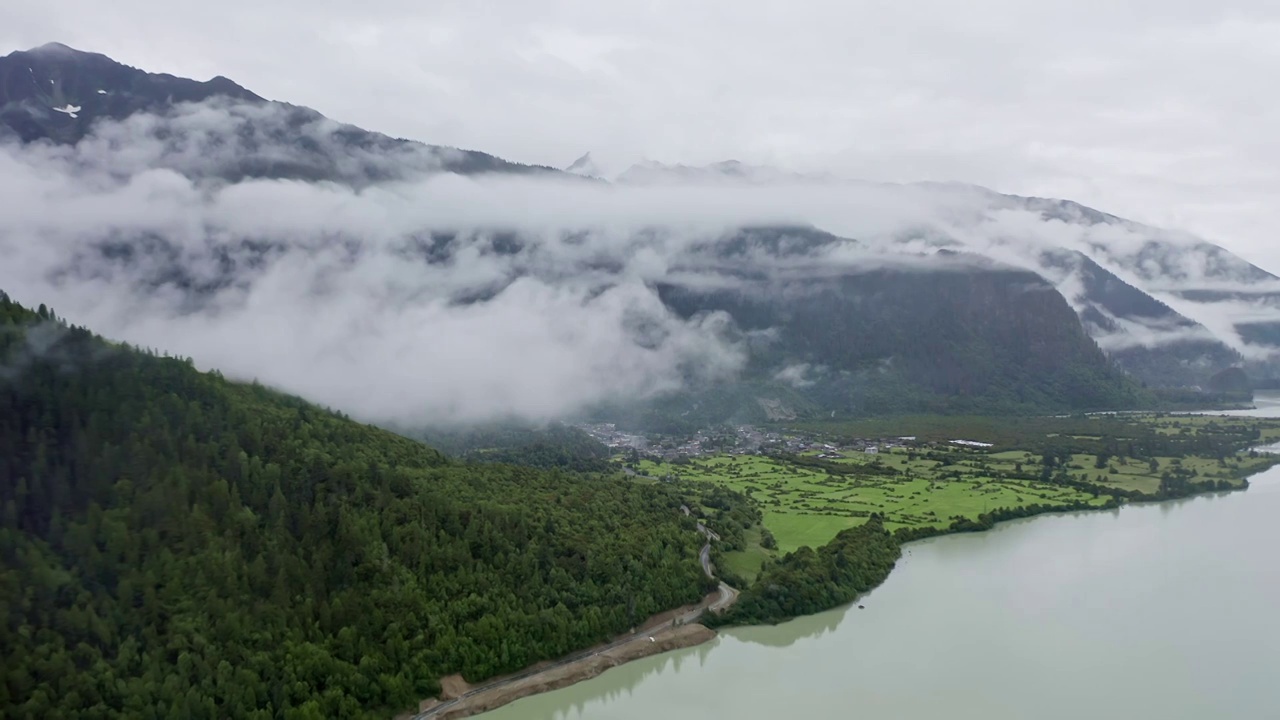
[629,413,1280,581]
[403,412,1280,718]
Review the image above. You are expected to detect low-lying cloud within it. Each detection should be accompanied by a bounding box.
[2,99,1279,424]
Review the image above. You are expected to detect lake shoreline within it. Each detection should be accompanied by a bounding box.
[725,455,1280,630]
[401,589,726,720]
[410,450,1280,719]
[406,624,717,720]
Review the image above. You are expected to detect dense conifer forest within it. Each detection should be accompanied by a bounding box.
[0,293,711,719]
[414,423,614,473]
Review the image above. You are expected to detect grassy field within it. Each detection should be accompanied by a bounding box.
[635,413,1280,557]
[638,451,1109,553]
[719,525,774,583]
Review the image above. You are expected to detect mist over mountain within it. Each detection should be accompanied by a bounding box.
[617,159,838,186]
[620,162,1280,389]
[1033,248,1242,388]
[0,43,565,183]
[564,151,606,179]
[2,44,1277,429]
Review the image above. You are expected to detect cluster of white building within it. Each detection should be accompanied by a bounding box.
[582,421,997,465]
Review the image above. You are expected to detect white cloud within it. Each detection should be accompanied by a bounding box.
[4,1,1280,275]
[774,363,817,389]
[3,96,1280,423]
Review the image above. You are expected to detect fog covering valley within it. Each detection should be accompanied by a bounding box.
[3,44,1280,429]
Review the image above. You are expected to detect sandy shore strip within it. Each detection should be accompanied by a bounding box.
[400,589,725,720]
[410,623,716,720]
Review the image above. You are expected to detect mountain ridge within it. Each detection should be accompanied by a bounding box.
[602,158,1279,387]
[0,42,569,182]
[2,42,1275,409]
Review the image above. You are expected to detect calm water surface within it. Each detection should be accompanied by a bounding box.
[478,397,1280,720]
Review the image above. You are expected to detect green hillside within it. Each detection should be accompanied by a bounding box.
[0,294,710,719]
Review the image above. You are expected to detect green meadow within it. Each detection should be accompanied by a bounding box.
[637,451,1108,555]
[631,413,1280,581]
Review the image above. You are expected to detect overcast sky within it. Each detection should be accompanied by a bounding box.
[6,0,1280,269]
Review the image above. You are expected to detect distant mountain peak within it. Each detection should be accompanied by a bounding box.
[0,43,567,182]
[565,151,604,178]
[26,41,83,57]
[11,42,117,67]
[0,42,267,144]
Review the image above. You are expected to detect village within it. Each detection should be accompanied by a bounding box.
[573,422,928,462]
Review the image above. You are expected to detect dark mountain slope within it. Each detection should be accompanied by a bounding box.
[0,293,709,719]
[1037,249,1243,388]
[649,259,1148,421]
[0,43,565,183]
[1237,321,1280,348]
[27,210,1143,428]
[1038,250,1189,328]
[0,42,261,144]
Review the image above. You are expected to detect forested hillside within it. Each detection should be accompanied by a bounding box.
[642,264,1149,427]
[414,423,614,473]
[0,293,710,719]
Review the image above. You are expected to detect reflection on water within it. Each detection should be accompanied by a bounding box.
[477,639,721,719]
[723,601,850,648]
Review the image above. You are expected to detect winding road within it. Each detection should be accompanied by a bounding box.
[410,513,738,720]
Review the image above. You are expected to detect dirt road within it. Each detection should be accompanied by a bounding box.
[408,624,715,720]
[405,516,738,720]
